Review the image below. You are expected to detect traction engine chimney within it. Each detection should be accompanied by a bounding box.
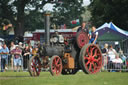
[44,12,51,45]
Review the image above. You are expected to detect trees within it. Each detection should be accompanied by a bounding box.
[52,0,85,28]
[89,0,128,31]
[0,0,51,37]
[0,0,85,38]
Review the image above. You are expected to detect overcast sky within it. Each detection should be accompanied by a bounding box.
[83,0,91,6]
[43,0,91,11]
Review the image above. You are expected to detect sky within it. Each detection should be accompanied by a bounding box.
[83,0,91,6]
[43,0,91,11]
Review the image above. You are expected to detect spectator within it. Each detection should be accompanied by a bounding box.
[28,44,33,54]
[10,41,16,70]
[18,42,24,50]
[0,44,9,72]
[108,45,117,61]
[11,46,22,72]
[102,43,108,70]
[102,43,108,54]
[22,45,30,70]
[119,50,126,64]
[107,45,117,70]
[112,55,123,72]
[89,26,98,44]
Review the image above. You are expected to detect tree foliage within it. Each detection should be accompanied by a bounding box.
[0,0,85,38]
[0,0,51,37]
[89,0,128,31]
[52,0,85,28]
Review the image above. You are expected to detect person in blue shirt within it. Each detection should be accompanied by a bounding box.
[0,44,9,72]
[89,26,98,44]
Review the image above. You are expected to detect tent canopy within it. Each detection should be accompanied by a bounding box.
[96,22,128,41]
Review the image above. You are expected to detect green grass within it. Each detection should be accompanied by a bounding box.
[0,72,128,85]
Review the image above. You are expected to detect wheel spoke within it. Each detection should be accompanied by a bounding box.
[93,49,98,57]
[56,58,60,64]
[88,63,92,71]
[97,57,101,61]
[57,64,61,68]
[91,46,96,56]
[86,49,90,57]
[92,62,97,71]
[84,56,89,60]
[93,59,98,63]
[85,61,90,66]
[54,58,57,65]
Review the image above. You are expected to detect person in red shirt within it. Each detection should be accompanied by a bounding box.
[11,46,22,72]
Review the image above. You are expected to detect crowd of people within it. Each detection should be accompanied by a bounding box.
[102,43,127,72]
[0,41,39,72]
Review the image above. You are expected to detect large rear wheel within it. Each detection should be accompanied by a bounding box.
[79,44,102,74]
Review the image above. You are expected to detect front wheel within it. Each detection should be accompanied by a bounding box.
[50,55,62,76]
[28,56,41,76]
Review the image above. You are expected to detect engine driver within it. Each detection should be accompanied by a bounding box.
[77,21,89,34]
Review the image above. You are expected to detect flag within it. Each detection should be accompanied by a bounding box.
[71,19,80,27]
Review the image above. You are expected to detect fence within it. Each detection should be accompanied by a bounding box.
[0,54,31,72]
[1,53,128,72]
[102,54,128,72]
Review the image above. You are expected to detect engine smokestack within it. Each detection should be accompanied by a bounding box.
[44,12,50,45]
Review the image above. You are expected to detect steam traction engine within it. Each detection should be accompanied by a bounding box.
[28,13,102,76]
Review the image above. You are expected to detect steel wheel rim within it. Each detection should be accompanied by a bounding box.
[31,57,41,76]
[51,56,62,75]
[83,45,102,74]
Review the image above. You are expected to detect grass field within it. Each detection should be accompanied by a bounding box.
[0,71,128,85]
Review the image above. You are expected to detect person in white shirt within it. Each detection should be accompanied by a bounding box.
[108,45,117,61]
[112,55,123,71]
[112,56,123,64]
[107,45,117,70]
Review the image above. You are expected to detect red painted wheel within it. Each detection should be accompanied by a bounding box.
[76,30,89,48]
[28,56,41,76]
[50,55,62,76]
[79,44,102,74]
